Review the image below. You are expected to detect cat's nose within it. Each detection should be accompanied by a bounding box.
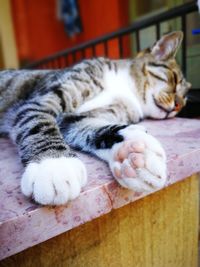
[174,102,181,112]
[173,95,183,112]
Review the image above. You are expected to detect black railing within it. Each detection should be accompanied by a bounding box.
[26,1,198,76]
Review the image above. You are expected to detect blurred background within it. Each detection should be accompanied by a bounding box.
[0,0,199,88]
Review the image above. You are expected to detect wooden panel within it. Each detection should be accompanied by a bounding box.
[1,175,198,267]
[0,0,18,68]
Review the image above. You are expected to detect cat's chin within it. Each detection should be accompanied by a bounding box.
[167,111,177,118]
[148,109,177,119]
[147,115,168,120]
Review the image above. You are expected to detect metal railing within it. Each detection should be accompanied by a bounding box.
[26,1,198,78]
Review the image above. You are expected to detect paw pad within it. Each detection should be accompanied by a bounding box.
[110,129,167,192]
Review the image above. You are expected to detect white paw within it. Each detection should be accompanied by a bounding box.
[21,157,87,205]
[109,125,167,193]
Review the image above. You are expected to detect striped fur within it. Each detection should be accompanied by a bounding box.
[0,31,191,205]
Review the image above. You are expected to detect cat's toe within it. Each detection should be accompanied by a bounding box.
[110,127,167,193]
[21,157,87,205]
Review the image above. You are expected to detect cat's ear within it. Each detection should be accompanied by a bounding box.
[151,31,183,61]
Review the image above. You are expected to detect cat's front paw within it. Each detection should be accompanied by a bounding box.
[109,126,167,192]
[21,157,87,205]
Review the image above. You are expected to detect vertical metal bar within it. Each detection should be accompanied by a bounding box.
[47,61,53,69]
[136,30,140,52]
[42,64,47,69]
[156,23,160,40]
[61,57,65,69]
[48,61,54,69]
[50,61,55,69]
[60,57,64,68]
[92,45,96,57]
[81,49,85,59]
[65,54,69,67]
[72,52,76,63]
[53,60,58,69]
[118,36,123,58]
[104,41,108,57]
[181,14,187,76]
[57,57,62,68]
[54,59,57,68]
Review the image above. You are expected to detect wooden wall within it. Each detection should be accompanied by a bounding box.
[1,175,198,267]
[11,0,129,65]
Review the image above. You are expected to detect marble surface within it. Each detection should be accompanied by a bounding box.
[0,118,200,260]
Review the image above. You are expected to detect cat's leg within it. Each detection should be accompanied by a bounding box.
[7,100,87,205]
[60,115,167,193]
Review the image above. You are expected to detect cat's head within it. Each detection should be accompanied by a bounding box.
[135,31,191,119]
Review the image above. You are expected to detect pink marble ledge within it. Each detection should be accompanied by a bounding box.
[0,117,200,260]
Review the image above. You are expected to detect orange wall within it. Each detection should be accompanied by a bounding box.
[11,0,129,65]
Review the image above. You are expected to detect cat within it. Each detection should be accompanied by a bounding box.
[0,31,191,205]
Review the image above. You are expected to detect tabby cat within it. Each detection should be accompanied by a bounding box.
[0,31,191,205]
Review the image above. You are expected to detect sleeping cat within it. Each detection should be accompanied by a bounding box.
[0,31,191,205]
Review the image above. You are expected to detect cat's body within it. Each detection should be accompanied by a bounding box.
[0,32,191,205]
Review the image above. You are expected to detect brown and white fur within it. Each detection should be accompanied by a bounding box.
[0,31,191,205]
